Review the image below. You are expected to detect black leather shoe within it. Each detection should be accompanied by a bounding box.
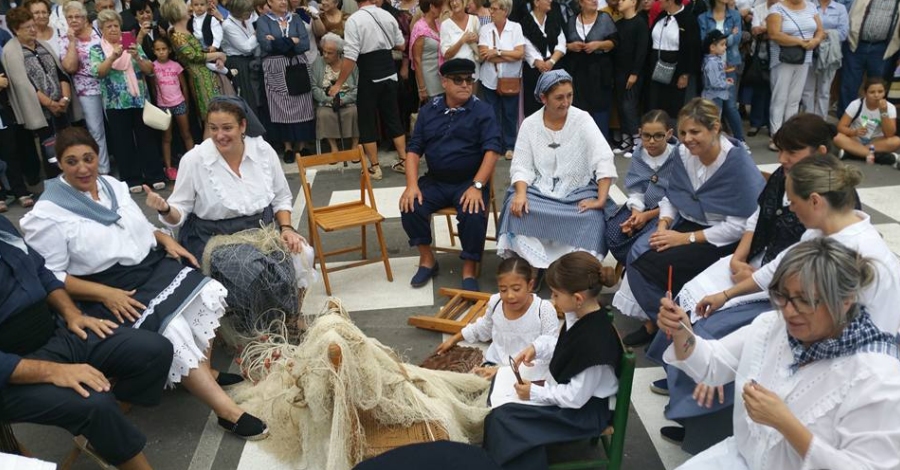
[215,372,244,389]
[660,426,685,445]
[218,413,269,441]
[623,326,654,347]
[283,150,296,164]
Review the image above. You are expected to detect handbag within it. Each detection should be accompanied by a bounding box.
[650,18,677,84]
[493,31,521,96]
[142,101,172,131]
[742,39,770,86]
[778,7,806,65]
[285,56,312,96]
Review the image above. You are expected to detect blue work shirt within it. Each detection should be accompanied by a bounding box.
[408,95,502,184]
[0,215,64,388]
[816,0,849,42]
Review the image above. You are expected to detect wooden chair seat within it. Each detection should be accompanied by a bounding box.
[314,204,385,231]
[433,178,500,258]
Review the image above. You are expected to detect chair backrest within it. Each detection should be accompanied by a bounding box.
[296,146,380,216]
[606,324,636,469]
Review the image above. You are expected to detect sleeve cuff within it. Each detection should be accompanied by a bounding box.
[662,338,713,383]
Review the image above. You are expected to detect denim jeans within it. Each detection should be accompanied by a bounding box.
[750,83,771,129]
[482,86,519,153]
[839,40,889,113]
[712,95,745,141]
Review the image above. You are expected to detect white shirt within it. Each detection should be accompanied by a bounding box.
[343,5,404,69]
[750,211,900,334]
[626,144,673,212]
[221,15,258,56]
[844,98,898,141]
[658,136,748,247]
[192,12,224,49]
[440,15,481,77]
[21,176,159,282]
[510,107,617,198]
[162,137,294,228]
[461,293,558,365]
[751,2,773,28]
[529,312,618,408]
[665,310,900,470]
[478,19,526,90]
[523,12,567,67]
[651,7,682,51]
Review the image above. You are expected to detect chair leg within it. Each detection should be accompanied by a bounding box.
[445,213,457,247]
[311,228,332,295]
[361,225,368,259]
[374,222,393,282]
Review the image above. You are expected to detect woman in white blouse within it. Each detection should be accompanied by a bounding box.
[21,127,270,441]
[222,0,261,112]
[496,70,618,274]
[440,0,480,81]
[659,238,900,470]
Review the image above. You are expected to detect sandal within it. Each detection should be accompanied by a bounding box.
[367,163,383,181]
[390,159,406,174]
[18,195,35,208]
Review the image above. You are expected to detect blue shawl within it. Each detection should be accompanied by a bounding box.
[666,138,764,223]
[40,176,121,226]
[623,144,677,211]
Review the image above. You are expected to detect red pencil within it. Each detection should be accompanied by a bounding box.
[667,265,673,295]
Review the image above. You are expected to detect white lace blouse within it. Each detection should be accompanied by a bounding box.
[161,137,294,228]
[665,310,900,470]
[510,107,617,199]
[461,293,558,365]
[21,176,159,282]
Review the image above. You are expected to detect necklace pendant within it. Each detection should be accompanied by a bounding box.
[548,142,560,149]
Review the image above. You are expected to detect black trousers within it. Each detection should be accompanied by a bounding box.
[105,107,164,187]
[0,327,173,465]
[0,125,29,199]
[358,78,405,144]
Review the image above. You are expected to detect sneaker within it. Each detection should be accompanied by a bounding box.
[504,150,514,161]
[740,140,752,154]
[650,378,669,396]
[165,167,178,181]
[129,185,143,194]
[367,163,383,181]
[747,127,760,137]
[622,151,634,159]
[217,413,269,441]
[838,149,846,160]
[874,152,899,166]
[615,138,633,154]
[152,181,166,191]
[894,157,900,170]
[660,426,685,445]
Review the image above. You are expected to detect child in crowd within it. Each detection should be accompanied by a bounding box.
[189,0,223,52]
[152,36,195,181]
[483,252,622,470]
[605,109,677,266]
[833,77,900,168]
[701,30,747,150]
[435,257,558,379]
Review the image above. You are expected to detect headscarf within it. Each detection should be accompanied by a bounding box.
[533,69,572,103]
[100,38,140,97]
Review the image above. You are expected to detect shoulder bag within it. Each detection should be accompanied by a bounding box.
[742,38,769,86]
[651,16,677,84]
[493,30,521,96]
[778,7,806,65]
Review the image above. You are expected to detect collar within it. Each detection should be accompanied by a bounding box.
[431,94,476,114]
[60,173,110,201]
[0,230,28,254]
[787,309,900,374]
[194,12,208,21]
[200,138,258,167]
[266,11,293,22]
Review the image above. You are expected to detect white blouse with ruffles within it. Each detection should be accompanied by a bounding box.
[461,293,558,365]
[161,136,293,228]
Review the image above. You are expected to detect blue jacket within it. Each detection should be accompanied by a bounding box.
[698,8,743,67]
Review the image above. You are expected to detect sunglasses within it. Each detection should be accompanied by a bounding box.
[448,76,476,86]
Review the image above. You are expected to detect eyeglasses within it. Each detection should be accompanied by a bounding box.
[448,76,476,86]
[640,132,668,142]
[769,290,819,315]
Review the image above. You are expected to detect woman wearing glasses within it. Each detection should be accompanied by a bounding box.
[496,70,618,277]
[657,237,900,470]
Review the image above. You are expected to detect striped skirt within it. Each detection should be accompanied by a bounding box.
[261,55,314,124]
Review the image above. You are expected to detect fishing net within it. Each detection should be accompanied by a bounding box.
[230,298,492,470]
[201,225,317,347]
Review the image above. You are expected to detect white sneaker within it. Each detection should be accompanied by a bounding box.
[623,151,634,159]
[740,140,752,154]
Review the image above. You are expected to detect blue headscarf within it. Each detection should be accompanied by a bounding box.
[534,69,573,103]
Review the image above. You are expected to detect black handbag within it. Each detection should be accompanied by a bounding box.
[778,8,806,65]
[743,40,770,86]
[285,56,311,96]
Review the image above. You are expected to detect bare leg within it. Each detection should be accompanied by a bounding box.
[417,245,436,268]
[180,360,244,423]
[327,138,338,153]
[873,136,900,153]
[363,142,379,166]
[117,452,152,470]
[351,137,359,149]
[834,134,871,158]
[392,134,406,161]
[161,126,173,169]
[175,114,194,150]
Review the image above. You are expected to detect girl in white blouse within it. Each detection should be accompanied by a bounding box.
[659,238,900,470]
[434,257,558,378]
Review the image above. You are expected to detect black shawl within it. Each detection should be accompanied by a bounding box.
[517,4,565,59]
[549,310,622,384]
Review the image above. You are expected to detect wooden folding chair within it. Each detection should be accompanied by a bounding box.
[297,146,393,295]
[548,321,636,470]
[433,176,500,255]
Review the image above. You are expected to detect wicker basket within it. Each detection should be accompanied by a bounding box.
[359,411,450,459]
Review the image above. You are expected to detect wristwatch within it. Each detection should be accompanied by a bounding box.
[688,232,696,244]
[472,180,484,190]
[496,49,501,57]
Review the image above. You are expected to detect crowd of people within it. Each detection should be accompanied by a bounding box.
[2,0,900,468]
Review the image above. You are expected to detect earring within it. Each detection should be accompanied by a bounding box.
[241,133,246,141]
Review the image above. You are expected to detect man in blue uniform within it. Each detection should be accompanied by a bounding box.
[0,215,172,469]
[399,58,502,292]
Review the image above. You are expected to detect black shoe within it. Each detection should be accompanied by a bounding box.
[874,152,899,166]
[623,326,655,347]
[299,147,314,157]
[747,127,760,137]
[218,413,269,441]
[283,150,296,164]
[215,372,244,389]
[660,426,685,445]
[649,378,669,396]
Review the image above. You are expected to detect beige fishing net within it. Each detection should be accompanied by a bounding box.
[230,298,492,470]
